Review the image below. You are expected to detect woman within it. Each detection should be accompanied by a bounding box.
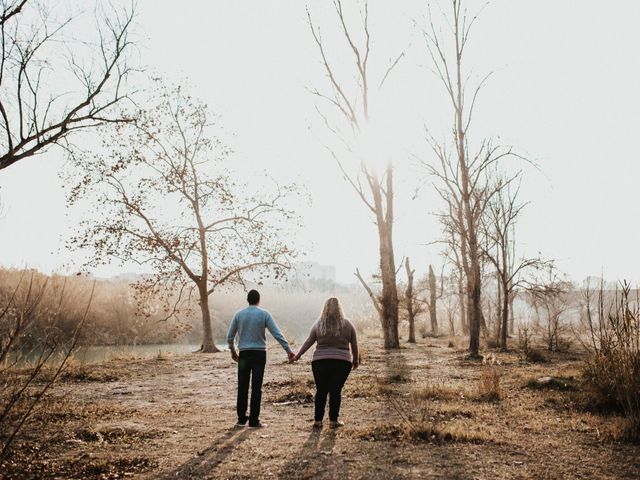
[293,297,359,428]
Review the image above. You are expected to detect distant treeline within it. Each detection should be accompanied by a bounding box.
[0,267,376,349]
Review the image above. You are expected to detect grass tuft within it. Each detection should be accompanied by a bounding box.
[476,362,503,402]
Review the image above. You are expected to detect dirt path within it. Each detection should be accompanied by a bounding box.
[8,337,640,479]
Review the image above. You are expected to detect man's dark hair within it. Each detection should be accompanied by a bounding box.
[247,289,260,305]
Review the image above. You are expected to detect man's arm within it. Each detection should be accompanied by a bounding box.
[265,312,293,356]
[227,313,239,362]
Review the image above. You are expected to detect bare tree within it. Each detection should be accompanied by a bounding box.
[481,176,547,349]
[0,0,137,171]
[405,258,417,343]
[307,0,405,349]
[65,82,300,353]
[420,0,517,356]
[526,264,572,352]
[440,274,459,335]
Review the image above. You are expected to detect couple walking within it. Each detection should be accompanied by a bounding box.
[226,289,359,429]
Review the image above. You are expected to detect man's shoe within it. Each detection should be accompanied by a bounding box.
[329,420,345,428]
[312,421,323,429]
[248,422,267,430]
[234,421,247,428]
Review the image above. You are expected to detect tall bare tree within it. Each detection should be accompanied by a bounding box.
[308,0,405,348]
[481,176,546,349]
[420,0,516,356]
[0,0,136,171]
[65,82,300,352]
[405,258,417,343]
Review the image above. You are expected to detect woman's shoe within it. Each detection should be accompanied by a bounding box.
[329,420,345,428]
[312,421,323,429]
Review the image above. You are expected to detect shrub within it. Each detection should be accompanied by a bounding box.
[0,272,93,457]
[525,376,578,392]
[518,324,547,362]
[477,354,503,402]
[583,283,640,441]
[418,321,430,339]
[524,349,547,363]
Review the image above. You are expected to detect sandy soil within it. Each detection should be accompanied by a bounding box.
[4,336,640,479]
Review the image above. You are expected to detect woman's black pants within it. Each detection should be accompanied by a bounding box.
[311,359,352,421]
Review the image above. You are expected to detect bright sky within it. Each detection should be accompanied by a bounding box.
[1,0,639,285]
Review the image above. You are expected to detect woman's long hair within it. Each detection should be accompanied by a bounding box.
[318,297,346,337]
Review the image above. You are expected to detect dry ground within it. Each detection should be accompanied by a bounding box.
[3,336,640,479]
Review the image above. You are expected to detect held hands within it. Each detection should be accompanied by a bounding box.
[230,349,239,363]
[352,360,359,370]
[287,351,296,363]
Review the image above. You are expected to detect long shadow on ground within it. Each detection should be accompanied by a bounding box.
[158,428,250,479]
[277,429,340,479]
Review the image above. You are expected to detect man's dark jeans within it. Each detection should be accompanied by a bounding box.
[237,350,267,426]
[311,359,352,422]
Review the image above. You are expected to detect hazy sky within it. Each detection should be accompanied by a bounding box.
[1,0,639,284]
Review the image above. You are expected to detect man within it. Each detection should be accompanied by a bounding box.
[227,289,295,429]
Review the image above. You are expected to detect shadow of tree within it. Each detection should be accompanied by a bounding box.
[383,350,411,385]
[158,428,250,479]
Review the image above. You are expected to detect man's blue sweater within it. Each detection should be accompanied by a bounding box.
[227,305,292,353]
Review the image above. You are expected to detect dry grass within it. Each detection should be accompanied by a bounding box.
[342,375,402,398]
[383,362,411,384]
[412,381,465,401]
[4,337,640,480]
[265,377,315,404]
[358,421,490,444]
[358,397,491,445]
[476,363,503,402]
[523,348,548,363]
[75,422,164,444]
[61,368,119,383]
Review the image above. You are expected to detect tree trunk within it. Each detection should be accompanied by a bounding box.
[198,285,219,353]
[458,269,468,334]
[468,263,482,356]
[379,226,400,348]
[500,280,509,350]
[509,294,515,334]
[373,164,400,349]
[405,258,416,343]
[495,278,502,342]
[428,264,438,336]
[453,4,482,357]
[546,306,554,351]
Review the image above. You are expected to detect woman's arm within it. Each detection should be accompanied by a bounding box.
[350,323,359,369]
[294,324,317,361]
